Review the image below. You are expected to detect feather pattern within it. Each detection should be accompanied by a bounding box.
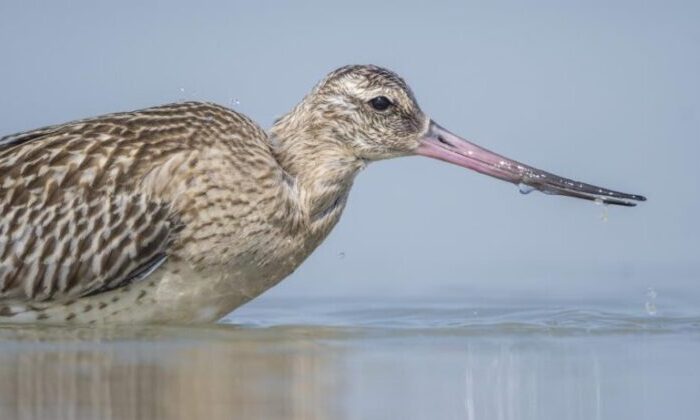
[0,101,276,303]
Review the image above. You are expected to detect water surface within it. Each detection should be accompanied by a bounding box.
[0,297,698,420]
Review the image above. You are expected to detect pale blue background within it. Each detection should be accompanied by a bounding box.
[1,1,698,304]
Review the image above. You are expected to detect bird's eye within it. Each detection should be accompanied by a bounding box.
[369,96,393,111]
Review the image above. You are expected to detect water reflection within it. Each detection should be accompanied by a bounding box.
[462,340,605,420]
[0,319,697,419]
[0,326,345,420]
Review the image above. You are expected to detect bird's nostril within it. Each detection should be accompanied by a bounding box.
[436,135,453,147]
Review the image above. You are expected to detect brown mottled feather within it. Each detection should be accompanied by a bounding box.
[0,101,280,302]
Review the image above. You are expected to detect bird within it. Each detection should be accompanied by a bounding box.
[0,65,646,324]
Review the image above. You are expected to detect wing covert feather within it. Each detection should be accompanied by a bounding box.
[0,192,178,301]
[0,103,232,302]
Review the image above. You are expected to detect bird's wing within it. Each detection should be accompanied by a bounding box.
[0,187,180,302]
[0,103,214,302]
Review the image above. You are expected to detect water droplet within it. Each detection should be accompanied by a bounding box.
[338,252,346,259]
[594,199,609,222]
[518,183,535,195]
[645,301,657,315]
[645,287,657,316]
[177,87,188,102]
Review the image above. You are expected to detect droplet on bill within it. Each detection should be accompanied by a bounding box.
[518,183,535,195]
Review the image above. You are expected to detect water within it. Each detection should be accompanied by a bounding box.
[645,287,658,316]
[518,183,535,195]
[0,297,698,420]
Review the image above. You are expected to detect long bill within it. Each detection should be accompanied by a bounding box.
[415,120,646,207]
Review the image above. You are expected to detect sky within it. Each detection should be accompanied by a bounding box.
[0,1,698,303]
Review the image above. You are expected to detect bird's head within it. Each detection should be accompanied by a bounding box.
[301,64,426,161]
[274,64,645,206]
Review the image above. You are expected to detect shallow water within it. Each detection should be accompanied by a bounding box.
[0,297,698,420]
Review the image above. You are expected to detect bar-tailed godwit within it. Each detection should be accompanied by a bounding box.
[0,65,645,324]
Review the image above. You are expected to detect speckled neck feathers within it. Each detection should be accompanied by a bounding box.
[270,96,365,231]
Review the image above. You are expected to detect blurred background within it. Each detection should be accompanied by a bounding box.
[0,0,697,305]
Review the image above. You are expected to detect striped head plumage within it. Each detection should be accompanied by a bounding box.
[272,64,428,163]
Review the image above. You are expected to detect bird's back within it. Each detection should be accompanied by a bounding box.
[0,101,283,306]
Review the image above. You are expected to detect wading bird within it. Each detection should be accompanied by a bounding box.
[0,65,645,324]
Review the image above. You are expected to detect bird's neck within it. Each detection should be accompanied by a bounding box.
[270,115,364,231]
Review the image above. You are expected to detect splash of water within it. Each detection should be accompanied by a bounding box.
[645,287,658,316]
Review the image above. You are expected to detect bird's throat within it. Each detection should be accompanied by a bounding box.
[269,129,363,229]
